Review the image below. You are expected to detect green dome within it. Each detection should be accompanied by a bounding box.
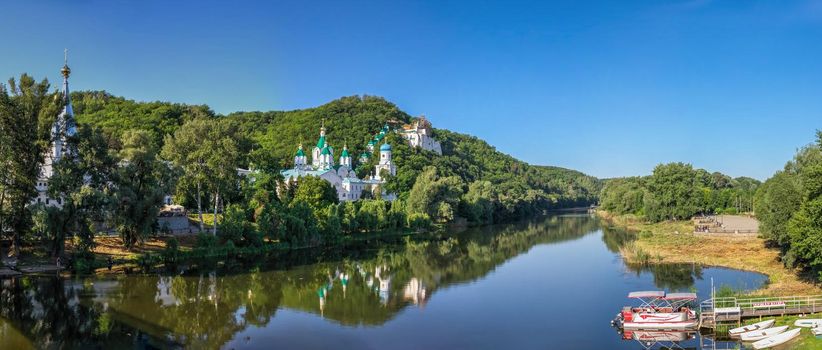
[321,146,331,155]
[360,152,371,158]
[341,148,350,157]
[380,143,392,151]
[295,148,305,157]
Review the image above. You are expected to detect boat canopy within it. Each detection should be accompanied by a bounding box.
[664,293,697,300]
[628,291,665,299]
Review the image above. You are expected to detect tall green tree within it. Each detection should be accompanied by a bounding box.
[406,166,463,222]
[644,163,701,221]
[111,130,172,249]
[754,171,802,248]
[0,75,61,256]
[46,126,116,256]
[292,176,338,211]
[162,118,241,235]
[161,118,211,232]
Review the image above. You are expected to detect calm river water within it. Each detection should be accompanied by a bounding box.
[0,214,768,349]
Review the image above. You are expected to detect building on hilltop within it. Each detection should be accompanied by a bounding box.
[34,51,77,208]
[397,116,442,155]
[281,125,396,201]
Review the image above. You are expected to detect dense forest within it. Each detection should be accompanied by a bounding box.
[1,74,601,264]
[599,162,760,222]
[754,131,822,281]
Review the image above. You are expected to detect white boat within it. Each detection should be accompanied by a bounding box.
[617,291,699,330]
[812,325,822,336]
[752,328,801,349]
[740,325,788,341]
[729,319,775,336]
[794,318,822,327]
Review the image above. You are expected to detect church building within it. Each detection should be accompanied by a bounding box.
[34,52,77,208]
[281,124,396,201]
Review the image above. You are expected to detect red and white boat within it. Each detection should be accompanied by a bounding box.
[615,291,698,330]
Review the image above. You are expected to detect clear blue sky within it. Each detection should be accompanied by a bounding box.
[2,0,821,180]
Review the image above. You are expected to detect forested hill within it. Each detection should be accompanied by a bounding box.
[71,91,601,216]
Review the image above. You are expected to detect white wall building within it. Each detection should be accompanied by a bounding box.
[281,125,396,201]
[397,116,442,155]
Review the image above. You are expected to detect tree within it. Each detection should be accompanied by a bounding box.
[0,75,61,256]
[754,131,822,277]
[111,130,172,249]
[406,166,463,222]
[46,125,116,256]
[644,163,701,222]
[163,118,241,235]
[462,180,496,224]
[339,201,359,234]
[162,118,210,231]
[292,176,338,212]
[205,131,241,236]
[754,171,802,247]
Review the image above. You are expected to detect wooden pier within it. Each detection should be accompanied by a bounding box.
[699,295,822,328]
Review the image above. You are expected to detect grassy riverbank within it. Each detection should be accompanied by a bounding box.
[598,211,821,296]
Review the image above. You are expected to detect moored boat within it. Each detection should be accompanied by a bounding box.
[625,330,694,342]
[739,325,788,341]
[794,318,822,328]
[615,291,698,330]
[729,319,775,337]
[751,328,800,349]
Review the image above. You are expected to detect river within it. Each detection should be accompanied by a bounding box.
[0,214,768,349]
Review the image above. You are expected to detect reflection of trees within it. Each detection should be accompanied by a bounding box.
[0,214,602,347]
[600,225,636,253]
[637,263,704,291]
[0,276,112,348]
[601,225,706,291]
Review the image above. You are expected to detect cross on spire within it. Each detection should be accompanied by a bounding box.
[61,48,71,78]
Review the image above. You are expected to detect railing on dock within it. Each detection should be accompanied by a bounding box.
[699,295,822,328]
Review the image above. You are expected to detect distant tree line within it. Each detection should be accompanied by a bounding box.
[754,131,822,281]
[599,162,760,221]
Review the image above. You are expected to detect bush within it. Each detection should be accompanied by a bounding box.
[243,230,264,247]
[196,233,217,249]
[162,237,180,263]
[408,213,432,230]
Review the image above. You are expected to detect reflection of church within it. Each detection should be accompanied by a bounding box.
[403,278,428,307]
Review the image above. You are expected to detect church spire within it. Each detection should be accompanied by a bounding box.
[59,49,76,137]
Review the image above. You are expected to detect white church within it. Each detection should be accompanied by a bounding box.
[34,53,77,208]
[280,123,397,201]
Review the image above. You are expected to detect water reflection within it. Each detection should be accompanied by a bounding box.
[0,215,765,349]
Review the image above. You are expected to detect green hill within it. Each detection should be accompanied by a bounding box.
[71,92,601,220]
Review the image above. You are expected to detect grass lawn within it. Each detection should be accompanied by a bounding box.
[599,211,822,296]
[188,213,218,227]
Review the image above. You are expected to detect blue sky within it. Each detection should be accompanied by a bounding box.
[2,0,821,180]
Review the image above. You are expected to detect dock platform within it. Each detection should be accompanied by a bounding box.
[699,295,822,328]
